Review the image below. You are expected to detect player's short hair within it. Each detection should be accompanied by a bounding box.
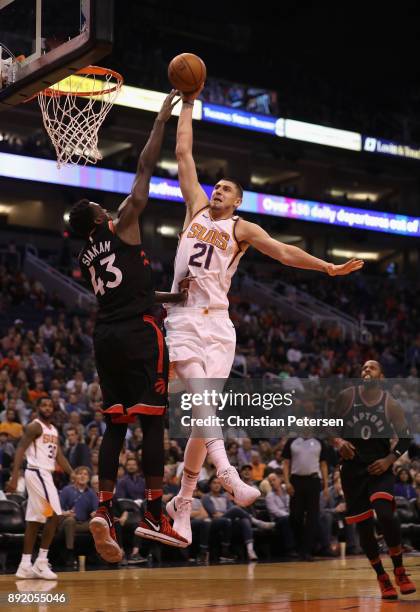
[36,396,52,408]
[220,177,243,198]
[68,199,95,238]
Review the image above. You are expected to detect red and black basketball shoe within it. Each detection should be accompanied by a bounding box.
[394,567,416,595]
[135,511,188,547]
[377,573,398,600]
[89,506,123,563]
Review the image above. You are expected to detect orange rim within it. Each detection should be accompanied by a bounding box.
[40,65,123,98]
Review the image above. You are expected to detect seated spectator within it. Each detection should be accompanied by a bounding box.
[31,343,53,373]
[224,442,238,468]
[239,464,259,491]
[86,425,101,450]
[66,370,88,395]
[266,472,295,555]
[250,451,266,483]
[63,411,85,440]
[65,391,86,415]
[0,408,23,440]
[258,440,273,464]
[202,475,258,562]
[86,409,106,436]
[38,315,57,346]
[58,466,98,567]
[268,448,283,470]
[395,468,417,500]
[128,426,143,453]
[238,437,253,466]
[27,379,49,405]
[65,427,92,469]
[0,349,20,375]
[115,457,145,502]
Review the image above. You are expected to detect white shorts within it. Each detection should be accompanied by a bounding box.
[165,308,236,378]
[25,468,62,523]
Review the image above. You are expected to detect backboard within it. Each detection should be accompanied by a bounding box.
[0,0,114,110]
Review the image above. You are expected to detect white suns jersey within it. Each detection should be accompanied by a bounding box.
[25,419,59,471]
[170,206,245,309]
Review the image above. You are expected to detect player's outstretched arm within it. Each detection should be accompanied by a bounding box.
[176,86,209,227]
[236,220,364,275]
[116,90,180,242]
[6,421,42,492]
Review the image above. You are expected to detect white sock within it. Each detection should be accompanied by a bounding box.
[176,360,212,499]
[21,553,32,566]
[205,438,231,473]
[37,548,49,561]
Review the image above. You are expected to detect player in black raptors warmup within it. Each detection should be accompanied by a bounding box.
[68,91,187,562]
[334,360,416,600]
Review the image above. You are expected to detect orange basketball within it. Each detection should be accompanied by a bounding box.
[168,53,206,94]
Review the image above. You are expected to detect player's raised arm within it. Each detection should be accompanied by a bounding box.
[236,219,364,276]
[176,86,209,227]
[116,90,180,241]
[6,421,42,492]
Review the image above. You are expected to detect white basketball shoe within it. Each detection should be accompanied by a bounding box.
[166,496,193,547]
[217,467,261,506]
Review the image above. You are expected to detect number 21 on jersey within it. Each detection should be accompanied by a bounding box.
[89,254,122,295]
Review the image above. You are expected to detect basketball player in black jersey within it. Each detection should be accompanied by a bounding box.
[333,360,415,600]
[68,90,187,561]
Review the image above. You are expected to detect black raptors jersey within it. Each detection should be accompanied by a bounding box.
[79,220,154,323]
[342,386,395,464]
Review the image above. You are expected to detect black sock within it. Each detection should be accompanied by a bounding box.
[390,548,403,570]
[145,489,163,521]
[370,557,386,577]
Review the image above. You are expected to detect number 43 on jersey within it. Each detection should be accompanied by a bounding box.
[89,254,122,295]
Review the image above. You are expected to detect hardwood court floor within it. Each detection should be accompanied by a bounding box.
[1,557,420,611]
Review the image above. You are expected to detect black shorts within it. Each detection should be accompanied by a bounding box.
[94,314,168,423]
[340,460,395,525]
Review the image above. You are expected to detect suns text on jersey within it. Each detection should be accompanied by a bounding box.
[187,223,230,250]
[81,241,111,266]
[42,433,58,444]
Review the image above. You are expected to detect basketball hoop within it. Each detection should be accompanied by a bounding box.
[37,66,123,168]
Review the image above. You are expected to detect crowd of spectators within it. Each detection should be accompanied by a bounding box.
[1,256,420,570]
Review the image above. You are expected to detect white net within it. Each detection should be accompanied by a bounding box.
[38,67,123,168]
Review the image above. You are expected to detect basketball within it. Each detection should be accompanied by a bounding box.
[168,53,206,93]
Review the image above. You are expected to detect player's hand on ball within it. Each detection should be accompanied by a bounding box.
[182,82,205,104]
[367,457,393,475]
[157,89,181,122]
[327,258,364,276]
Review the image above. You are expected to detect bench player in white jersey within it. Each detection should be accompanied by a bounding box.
[165,85,365,545]
[7,396,74,579]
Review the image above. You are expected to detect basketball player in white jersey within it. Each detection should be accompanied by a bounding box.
[165,86,364,545]
[7,396,74,579]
